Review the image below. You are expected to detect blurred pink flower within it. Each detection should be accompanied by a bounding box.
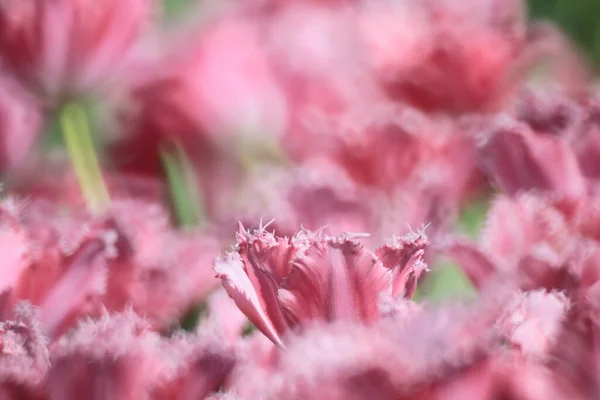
[445,194,582,290]
[204,289,248,343]
[262,1,383,160]
[496,290,569,359]
[0,195,223,336]
[231,158,375,237]
[226,290,505,400]
[0,0,154,99]
[0,302,49,400]
[480,116,587,204]
[367,0,527,112]
[214,224,428,347]
[359,0,527,113]
[152,328,236,400]
[11,166,166,211]
[45,309,164,400]
[0,197,116,339]
[330,106,484,201]
[98,200,224,329]
[0,73,42,172]
[114,13,286,214]
[510,88,600,183]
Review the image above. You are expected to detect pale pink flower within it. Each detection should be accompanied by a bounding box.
[510,88,600,183]
[118,12,286,164]
[496,290,569,359]
[228,291,507,400]
[263,1,383,160]
[329,105,483,201]
[116,13,285,213]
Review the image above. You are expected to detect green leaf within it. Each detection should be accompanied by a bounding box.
[456,198,489,239]
[419,261,476,303]
[163,0,195,20]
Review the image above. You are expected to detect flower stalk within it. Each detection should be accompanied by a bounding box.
[58,102,110,213]
[160,143,205,228]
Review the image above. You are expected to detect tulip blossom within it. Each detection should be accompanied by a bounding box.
[0,0,153,99]
[355,0,528,113]
[214,223,429,346]
[0,195,223,337]
[116,13,286,161]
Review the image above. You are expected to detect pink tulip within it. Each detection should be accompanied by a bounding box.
[0,0,153,98]
[214,223,428,346]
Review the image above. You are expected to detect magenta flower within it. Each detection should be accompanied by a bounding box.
[214,224,428,347]
[0,0,154,98]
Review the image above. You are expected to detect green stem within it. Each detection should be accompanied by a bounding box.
[59,102,110,213]
[160,144,204,228]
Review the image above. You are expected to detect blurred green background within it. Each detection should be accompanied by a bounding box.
[528,0,600,71]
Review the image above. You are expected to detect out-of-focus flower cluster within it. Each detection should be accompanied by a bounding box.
[0,0,599,398]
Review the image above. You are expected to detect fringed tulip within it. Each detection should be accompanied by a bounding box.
[214,224,429,346]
